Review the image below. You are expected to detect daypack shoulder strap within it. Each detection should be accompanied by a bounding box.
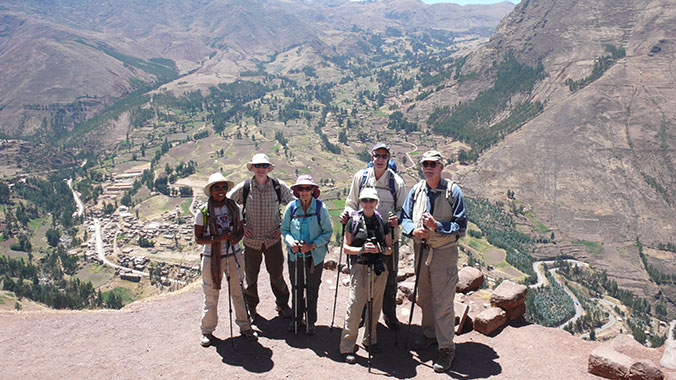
[359,169,368,192]
[242,179,251,211]
[291,199,322,225]
[270,177,282,204]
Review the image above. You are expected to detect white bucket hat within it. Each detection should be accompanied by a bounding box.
[203,172,235,197]
[358,187,379,202]
[246,153,275,171]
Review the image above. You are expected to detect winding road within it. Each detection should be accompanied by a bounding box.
[530,259,618,332]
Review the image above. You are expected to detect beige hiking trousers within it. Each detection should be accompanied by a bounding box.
[415,244,458,350]
[200,253,252,335]
[339,262,388,354]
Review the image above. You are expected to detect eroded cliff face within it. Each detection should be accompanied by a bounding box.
[455,0,675,299]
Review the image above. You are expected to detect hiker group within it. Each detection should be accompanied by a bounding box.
[195,144,467,373]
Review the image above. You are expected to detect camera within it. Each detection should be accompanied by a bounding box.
[357,237,385,275]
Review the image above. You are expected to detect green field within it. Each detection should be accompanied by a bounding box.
[572,240,605,256]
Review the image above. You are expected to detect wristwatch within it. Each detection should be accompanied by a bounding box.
[312,243,317,250]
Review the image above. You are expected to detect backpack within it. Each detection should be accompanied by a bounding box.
[289,199,323,226]
[367,159,397,173]
[412,179,465,237]
[359,167,398,207]
[242,177,282,222]
[348,209,386,241]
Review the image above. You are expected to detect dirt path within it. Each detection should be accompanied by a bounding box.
[0,254,604,380]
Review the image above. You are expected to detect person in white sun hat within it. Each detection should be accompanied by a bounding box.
[228,153,295,320]
[195,172,257,347]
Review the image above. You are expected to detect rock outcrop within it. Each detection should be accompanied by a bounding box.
[456,266,483,293]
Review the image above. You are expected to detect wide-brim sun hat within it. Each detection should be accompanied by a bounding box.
[203,172,235,197]
[246,153,275,171]
[291,174,320,198]
[419,150,443,164]
[358,187,379,202]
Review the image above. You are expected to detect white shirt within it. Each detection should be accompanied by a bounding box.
[194,204,242,256]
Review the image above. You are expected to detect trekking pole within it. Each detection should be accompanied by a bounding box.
[301,241,310,334]
[230,243,254,325]
[389,218,399,346]
[367,263,374,373]
[408,239,426,327]
[330,223,346,330]
[224,249,234,349]
[294,242,299,335]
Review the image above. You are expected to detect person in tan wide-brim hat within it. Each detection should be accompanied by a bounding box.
[195,172,257,347]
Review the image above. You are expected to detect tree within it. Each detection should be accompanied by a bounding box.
[0,182,10,204]
[46,228,61,247]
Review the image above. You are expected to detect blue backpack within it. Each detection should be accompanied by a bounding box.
[360,163,398,206]
[289,199,323,226]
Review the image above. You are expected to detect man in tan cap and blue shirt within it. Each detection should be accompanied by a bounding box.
[228,153,295,319]
[400,150,467,373]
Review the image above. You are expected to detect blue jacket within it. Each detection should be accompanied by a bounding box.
[281,198,333,266]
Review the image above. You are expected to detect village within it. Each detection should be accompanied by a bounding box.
[69,169,201,290]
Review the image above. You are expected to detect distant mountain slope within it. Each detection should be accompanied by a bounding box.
[0,0,513,137]
[456,0,675,294]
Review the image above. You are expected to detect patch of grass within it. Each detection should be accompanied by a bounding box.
[28,217,44,233]
[331,199,345,209]
[523,210,548,232]
[180,198,192,214]
[572,240,605,256]
[103,286,135,305]
[467,236,490,253]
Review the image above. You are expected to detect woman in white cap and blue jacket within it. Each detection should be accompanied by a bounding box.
[281,175,333,335]
[195,173,257,347]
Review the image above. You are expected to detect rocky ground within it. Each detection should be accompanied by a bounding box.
[3,255,660,380]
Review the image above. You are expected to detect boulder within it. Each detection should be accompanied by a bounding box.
[506,302,526,321]
[628,359,664,380]
[588,345,633,380]
[473,307,507,335]
[456,266,484,293]
[397,269,415,282]
[323,259,337,270]
[490,280,527,310]
[660,340,676,369]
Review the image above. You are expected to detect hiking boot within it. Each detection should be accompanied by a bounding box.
[362,341,382,353]
[306,323,317,336]
[411,335,437,350]
[433,348,455,373]
[276,305,292,318]
[343,353,357,364]
[288,320,304,333]
[241,329,258,342]
[200,333,214,347]
[384,316,401,331]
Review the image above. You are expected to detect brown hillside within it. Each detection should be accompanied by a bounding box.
[454,0,675,297]
[0,0,513,136]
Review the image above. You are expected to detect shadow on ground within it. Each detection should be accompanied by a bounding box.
[214,336,274,373]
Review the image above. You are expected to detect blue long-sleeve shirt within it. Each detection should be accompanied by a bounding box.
[401,179,467,237]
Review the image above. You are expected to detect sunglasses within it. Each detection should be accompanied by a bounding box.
[360,198,377,203]
[212,185,228,191]
[297,186,314,192]
[253,163,270,168]
[422,161,438,168]
[372,153,389,160]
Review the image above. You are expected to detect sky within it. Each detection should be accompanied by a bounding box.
[421,0,520,4]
